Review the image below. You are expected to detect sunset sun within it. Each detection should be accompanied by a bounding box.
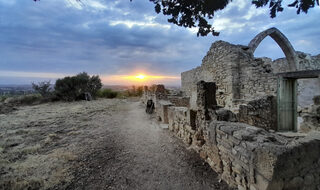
[135,74,146,80]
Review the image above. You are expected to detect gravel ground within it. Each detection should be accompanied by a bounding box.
[0,98,233,190]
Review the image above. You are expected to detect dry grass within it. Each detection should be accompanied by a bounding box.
[0,99,123,190]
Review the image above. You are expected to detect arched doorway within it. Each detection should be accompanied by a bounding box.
[248,27,298,72]
[249,28,299,131]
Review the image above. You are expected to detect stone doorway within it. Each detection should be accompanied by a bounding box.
[277,70,320,131]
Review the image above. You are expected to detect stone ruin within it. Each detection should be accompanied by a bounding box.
[142,28,320,190]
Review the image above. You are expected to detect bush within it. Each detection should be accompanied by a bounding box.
[32,81,52,97]
[97,89,118,99]
[54,72,102,101]
[0,96,8,102]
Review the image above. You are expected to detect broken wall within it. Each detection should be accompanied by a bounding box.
[181,41,241,110]
[165,83,320,190]
[181,41,320,112]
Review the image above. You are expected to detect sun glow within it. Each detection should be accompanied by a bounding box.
[135,74,146,80]
[101,73,180,85]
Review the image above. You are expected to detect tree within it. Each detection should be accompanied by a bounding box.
[54,72,102,101]
[33,0,318,36]
[146,0,318,36]
[32,80,52,97]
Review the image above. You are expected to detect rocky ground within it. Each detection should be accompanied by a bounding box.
[0,98,233,190]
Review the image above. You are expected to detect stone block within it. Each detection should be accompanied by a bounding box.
[219,123,240,135]
[254,174,269,190]
[156,100,173,124]
[304,174,315,186]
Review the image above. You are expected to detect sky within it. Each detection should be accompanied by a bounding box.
[0,0,319,85]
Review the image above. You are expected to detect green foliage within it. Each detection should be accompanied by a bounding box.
[144,0,318,36]
[54,72,102,101]
[97,89,118,99]
[32,81,52,97]
[0,95,8,102]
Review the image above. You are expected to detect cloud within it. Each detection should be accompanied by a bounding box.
[109,20,171,29]
[0,70,70,79]
[0,0,319,85]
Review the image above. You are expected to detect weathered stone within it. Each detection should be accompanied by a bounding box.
[142,27,320,190]
[254,174,269,190]
[285,176,304,190]
[238,96,277,131]
[216,108,237,122]
[155,100,173,124]
[249,185,257,190]
[238,184,246,190]
[304,174,314,185]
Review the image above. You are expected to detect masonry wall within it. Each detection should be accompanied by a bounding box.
[266,52,320,108]
[168,113,320,190]
[181,41,243,110]
[142,83,320,190]
[181,41,279,111]
[181,41,320,112]
[238,58,277,102]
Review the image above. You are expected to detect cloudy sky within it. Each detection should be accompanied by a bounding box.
[0,0,319,85]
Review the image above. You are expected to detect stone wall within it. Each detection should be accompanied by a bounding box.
[300,95,320,132]
[238,96,277,131]
[181,41,320,112]
[181,40,280,111]
[143,28,320,189]
[181,41,243,110]
[238,58,277,102]
[167,95,190,107]
[270,52,320,73]
[155,100,173,124]
[168,112,320,190]
[142,82,320,190]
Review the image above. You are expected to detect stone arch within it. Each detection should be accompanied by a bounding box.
[248,27,298,71]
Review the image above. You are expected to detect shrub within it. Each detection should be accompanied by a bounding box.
[32,81,52,97]
[97,89,118,99]
[54,72,102,101]
[0,96,8,102]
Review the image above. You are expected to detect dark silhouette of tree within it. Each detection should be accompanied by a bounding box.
[32,81,52,97]
[33,0,318,36]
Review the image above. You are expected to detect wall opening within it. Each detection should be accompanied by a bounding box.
[253,36,285,60]
[297,78,320,131]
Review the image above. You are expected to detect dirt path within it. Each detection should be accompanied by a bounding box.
[0,99,232,190]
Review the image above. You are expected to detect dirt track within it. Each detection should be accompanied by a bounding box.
[0,99,232,190]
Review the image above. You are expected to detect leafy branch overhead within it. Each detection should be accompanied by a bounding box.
[145,0,318,36]
[33,0,318,36]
